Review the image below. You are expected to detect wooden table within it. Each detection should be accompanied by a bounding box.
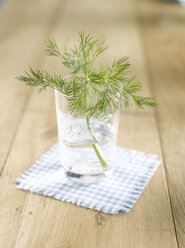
[0,0,185,247]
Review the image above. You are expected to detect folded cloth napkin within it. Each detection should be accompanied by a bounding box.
[15,143,161,214]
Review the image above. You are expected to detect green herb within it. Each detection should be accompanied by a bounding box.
[16,31,157,168]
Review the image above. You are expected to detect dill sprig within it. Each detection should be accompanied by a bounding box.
[16,31,157,168]
[17,67,65,93]
[17,31,156,118]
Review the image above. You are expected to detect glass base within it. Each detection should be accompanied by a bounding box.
[66,170,112,185]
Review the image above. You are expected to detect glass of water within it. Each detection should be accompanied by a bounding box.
[55,86,120,185]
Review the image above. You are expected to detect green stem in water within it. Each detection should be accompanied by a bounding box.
[86,116,108,168]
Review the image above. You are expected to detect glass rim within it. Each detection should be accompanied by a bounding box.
[54,74,85,98]
[54,74,122,105]
[54,88,69,98]
[55,74,98,100]
[54,88,98,101]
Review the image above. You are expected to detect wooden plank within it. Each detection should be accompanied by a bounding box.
[8,0,178,247]
[0,0,64,173]
[137,0,185,247]
[0,0,66,247]
[12,112,177,248]
[0,110,57,248]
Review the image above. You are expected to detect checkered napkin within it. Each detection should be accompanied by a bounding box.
[15,143,161,214]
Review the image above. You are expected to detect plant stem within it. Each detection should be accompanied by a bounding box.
[86,116,108,168]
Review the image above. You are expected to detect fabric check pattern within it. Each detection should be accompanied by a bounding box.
[15,143,161,214]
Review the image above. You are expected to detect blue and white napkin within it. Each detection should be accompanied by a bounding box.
[15,143,161,214]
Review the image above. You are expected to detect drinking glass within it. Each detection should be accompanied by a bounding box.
[55,84,120,184]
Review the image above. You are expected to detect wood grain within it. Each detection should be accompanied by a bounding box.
[13,112,177,248]
[136,0,185,247]
[0,0,184,247]
[0,0,65,247]
[0,0,63,173]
